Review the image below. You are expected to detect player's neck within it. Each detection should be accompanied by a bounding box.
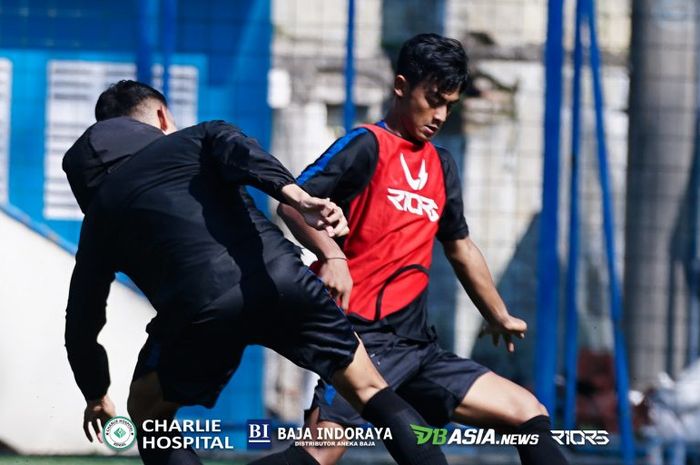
[383,111,421,145]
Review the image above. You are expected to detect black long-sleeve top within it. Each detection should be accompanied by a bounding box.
[63,117,298,401]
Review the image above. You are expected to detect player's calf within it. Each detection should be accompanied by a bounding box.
[331,343,448,465]
[487,389,570,464]
[128,372,202,465]
[515,414,570,465]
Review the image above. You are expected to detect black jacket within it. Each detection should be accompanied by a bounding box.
[63,117,298,400]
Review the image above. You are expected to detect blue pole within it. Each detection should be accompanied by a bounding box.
[343,0,356,133]
[161,0,177,100]
[137,0,158,85]
[535,0,564,417]
[563,0,585,432]
[586,0,634,462]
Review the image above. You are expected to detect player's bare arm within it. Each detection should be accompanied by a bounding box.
[280,184,349,239]
[278,202,353,310]
[442,236,527,352]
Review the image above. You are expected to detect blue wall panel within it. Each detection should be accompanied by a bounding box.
[0,0,272,433]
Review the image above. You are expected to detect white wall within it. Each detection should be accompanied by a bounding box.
[0,212,154,455]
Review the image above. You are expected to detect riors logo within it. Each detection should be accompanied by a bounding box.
[387,188,439,222]
[103,417,137,451]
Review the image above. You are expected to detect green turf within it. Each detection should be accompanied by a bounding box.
[0,457,244,465]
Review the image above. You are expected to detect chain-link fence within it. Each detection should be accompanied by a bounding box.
[1,0,700,463]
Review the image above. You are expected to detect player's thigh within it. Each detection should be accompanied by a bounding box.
[306,333,423,432]
[132,314,247,412]
[452,371,548,428]
[397,346,489,427]
[128,371,180,425]
[260,261,361,387]
[329,339,389,409]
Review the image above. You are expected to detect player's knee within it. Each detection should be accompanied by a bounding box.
[128,396,178,427]
[332,341,387,407]
[361,366,389,391]
[127,394,148,426]
[348,369,387,405]
[128,372,172,426]
[512,394,549,425]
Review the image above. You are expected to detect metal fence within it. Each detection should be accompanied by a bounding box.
[1,0,699,462]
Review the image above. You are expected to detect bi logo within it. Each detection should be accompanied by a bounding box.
[247,420,271,450]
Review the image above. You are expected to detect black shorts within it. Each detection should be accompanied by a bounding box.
[133,255,359,408]
[310,332,490,427]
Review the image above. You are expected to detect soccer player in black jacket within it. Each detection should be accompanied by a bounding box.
[63,80,449,465]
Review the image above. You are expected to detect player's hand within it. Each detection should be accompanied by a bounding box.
[318,257,353,310]
[83,394,116,443]
[478,314,527,353]
[298,196,349,238]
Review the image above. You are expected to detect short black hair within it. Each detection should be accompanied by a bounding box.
[94,80,168,121]
[396,33,469,94]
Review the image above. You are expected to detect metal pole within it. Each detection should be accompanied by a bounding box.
[535,0,564,416]
[137,0,158,85]
[688,0,700,366]
[161,0,177,100]
[586,0,634,462]
[563,0,585,432]
[343,0,356,133]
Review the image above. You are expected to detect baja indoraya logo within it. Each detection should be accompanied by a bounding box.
[103,416,137,451]
[410,425,539,446]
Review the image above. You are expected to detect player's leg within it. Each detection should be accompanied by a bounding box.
[252,260,448,465]
[250,408,347,465]
[127,371,200,465]
[332,340,450,465]
[303,408,349,465]
[255,337,448,465]
[129,302,247,465]
[397,344,569,465]
[249,343,377,465]
[452,371,546,427]
[252,331,420,465]
[452,372,569,465]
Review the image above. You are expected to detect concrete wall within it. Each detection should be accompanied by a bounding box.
[0,211,154,454]
[446,0,632,385]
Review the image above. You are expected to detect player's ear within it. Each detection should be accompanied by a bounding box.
[156,105,174,134]
[394,75,409,99]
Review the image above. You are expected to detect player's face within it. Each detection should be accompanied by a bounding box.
[395,76,461,143]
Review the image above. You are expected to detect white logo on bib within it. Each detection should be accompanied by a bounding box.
[387,188,439,222]
[400,153,428,191]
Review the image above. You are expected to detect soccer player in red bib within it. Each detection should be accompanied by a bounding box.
[253,34,570,465]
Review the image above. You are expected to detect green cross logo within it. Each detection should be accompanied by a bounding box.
[114,427,126,439]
